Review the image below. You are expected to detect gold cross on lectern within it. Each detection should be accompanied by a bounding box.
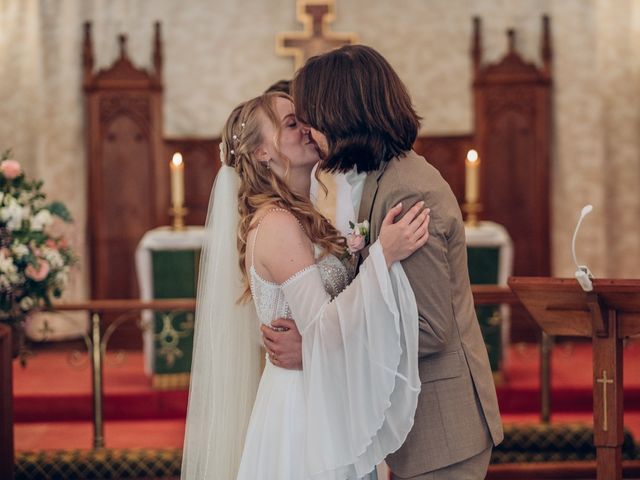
[276,0,358,70]
[596,370,614,431]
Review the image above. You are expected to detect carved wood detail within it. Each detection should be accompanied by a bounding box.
[84,23,165,348]
[473,16,552,341]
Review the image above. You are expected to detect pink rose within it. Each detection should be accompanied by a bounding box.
[1,159,22,179]
[45,239,58,249]
[25,260,50,282]
[347,234,366,254]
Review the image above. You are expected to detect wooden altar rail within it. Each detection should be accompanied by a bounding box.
[52,299,196,449]
[0,324,14,480]
[15,289,531,454]
[487,460,640,479]
[471,286,557,423]
[471,285,519,305]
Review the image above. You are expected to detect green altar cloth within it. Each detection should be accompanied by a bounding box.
[465,221,513,382]
[135,227,204,389]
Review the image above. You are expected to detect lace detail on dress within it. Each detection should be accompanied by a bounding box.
[248,208,352,326]
[250,255,351,326]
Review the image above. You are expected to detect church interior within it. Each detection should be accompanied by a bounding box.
[2,0,640,478]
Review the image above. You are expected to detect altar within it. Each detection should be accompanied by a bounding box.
[135,226,204,389]
[465,220,513,381]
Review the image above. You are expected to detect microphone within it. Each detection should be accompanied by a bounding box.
[571,205,594,292]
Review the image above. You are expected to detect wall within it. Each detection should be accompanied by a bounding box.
[0,0,638,305]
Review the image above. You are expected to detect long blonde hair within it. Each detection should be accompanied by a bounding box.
[221,92,347,302]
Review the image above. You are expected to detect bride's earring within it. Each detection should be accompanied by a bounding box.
[265,159,271,170]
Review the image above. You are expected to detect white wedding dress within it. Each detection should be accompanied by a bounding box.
[236,210,421,480]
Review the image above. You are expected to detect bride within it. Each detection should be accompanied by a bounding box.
[181,91,430,480]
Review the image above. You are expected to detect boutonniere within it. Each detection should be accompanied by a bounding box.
[346,220,370,255]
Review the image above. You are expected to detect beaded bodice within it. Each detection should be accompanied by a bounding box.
[250,251,351,326]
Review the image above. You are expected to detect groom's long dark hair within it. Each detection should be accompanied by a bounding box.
[292,45,421,173]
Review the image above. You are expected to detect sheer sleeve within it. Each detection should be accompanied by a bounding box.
[281,241,420,479]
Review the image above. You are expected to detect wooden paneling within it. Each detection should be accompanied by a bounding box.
[472,17,552,278]
[84,23,165,348]
[472,17,553,342]
[413,135,473,204]
[0,324,14,480]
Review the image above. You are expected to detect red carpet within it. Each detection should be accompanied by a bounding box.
[13,339,640,451]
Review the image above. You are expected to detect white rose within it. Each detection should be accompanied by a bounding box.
[31,209,53,231]
[19,296,34,311]
[0,202,24,231]
[0,252,16,275]
[43,248,64,269]
[11,243,29,259]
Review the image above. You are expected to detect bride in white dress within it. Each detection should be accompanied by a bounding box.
[181,92,429,480]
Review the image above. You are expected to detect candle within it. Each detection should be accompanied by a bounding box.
[465,149,480,204]
[170,152,184,208]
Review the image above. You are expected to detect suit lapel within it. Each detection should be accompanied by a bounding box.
[355,161,389,268]
[357,162,388,224]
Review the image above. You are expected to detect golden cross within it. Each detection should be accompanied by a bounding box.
[276,0,358,70]
[596,369,614,431]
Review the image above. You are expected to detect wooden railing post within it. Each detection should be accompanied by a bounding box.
[0,324,15,479]
[90,312,104,449]
[540,332,553,423]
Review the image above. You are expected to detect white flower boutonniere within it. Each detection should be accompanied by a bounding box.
[346,220,370,255]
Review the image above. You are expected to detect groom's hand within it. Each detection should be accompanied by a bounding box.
[261,318,303,370]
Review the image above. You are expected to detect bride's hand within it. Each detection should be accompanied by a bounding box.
[379,201,430,267]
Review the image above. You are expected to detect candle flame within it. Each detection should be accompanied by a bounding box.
[466,149,479,163]
[171,153,183,167]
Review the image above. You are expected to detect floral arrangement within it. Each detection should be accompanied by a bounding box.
[0,149,76,327]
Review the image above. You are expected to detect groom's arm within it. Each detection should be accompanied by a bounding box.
[383,189,455,357]
[261,319,303,370]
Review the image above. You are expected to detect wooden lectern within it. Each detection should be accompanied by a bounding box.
[509,277,640,480]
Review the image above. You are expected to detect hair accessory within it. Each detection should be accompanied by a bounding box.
[232,135,238,141]
[241,122,246,129]
[230,150,235,156]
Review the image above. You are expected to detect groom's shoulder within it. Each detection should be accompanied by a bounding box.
[381,150,451,196]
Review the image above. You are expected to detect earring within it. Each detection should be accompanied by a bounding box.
[265,159,271,170]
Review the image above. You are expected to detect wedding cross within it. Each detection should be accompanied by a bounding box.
[596,369,614,431]
[276,0,358,70]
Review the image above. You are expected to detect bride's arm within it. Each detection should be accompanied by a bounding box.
[255,202,430,285]
[257,205,428,337]
[261,203,429,366]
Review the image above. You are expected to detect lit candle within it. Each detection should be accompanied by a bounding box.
[170,152,184,208]
[465,149,480,204]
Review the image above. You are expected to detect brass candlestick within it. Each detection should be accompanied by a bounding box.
[169,205,188,231]
[463,201,482,227]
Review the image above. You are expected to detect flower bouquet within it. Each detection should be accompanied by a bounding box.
[0,150,76,360]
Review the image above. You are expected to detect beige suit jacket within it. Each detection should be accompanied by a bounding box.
[357,150,503,477]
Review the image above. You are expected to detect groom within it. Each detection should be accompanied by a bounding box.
[262,45,503,479]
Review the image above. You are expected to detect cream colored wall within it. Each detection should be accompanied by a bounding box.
[0,0,639,303]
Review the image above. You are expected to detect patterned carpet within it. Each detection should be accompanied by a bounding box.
[13,424,640,479]
[12,341,640,478]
